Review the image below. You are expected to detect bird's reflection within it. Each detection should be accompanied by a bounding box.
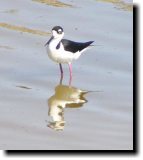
[47,81,89,131]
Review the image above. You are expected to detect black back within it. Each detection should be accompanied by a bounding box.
[61,39,94,53]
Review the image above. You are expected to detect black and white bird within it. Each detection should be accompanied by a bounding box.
[45,26,94,83]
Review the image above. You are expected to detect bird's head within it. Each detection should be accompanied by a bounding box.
[52,26,64,40]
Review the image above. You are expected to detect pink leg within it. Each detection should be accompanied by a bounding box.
[68,63,72,85]
[59,63,63,84]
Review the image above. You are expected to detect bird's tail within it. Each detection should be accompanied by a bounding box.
[86,41,94,47]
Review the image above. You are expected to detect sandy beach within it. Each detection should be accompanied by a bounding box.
[0,0,133,150]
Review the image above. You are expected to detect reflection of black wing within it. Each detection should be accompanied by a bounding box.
[61,39,94,53]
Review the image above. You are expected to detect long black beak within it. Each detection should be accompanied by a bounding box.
[44,36,54,46]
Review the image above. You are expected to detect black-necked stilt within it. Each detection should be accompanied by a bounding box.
[45,26,94,83]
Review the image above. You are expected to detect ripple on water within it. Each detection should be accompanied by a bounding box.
[96,0,133,11]
[0,23,50,36]
[32,0,73,8]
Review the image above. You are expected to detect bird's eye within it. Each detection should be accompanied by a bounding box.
[58,29,62,34]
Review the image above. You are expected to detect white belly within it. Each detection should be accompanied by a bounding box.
[46,38,84,64]
[47,43,74,64]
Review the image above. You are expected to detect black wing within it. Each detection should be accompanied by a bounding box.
[61,39,94,53]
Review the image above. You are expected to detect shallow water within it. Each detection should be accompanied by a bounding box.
[0,0,133,149]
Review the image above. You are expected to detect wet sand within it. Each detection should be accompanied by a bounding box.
[0,0,133,149]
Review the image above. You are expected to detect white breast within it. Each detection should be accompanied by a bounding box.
[47,39,74,64]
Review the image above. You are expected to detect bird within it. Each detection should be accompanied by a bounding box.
[45,26,94,84]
